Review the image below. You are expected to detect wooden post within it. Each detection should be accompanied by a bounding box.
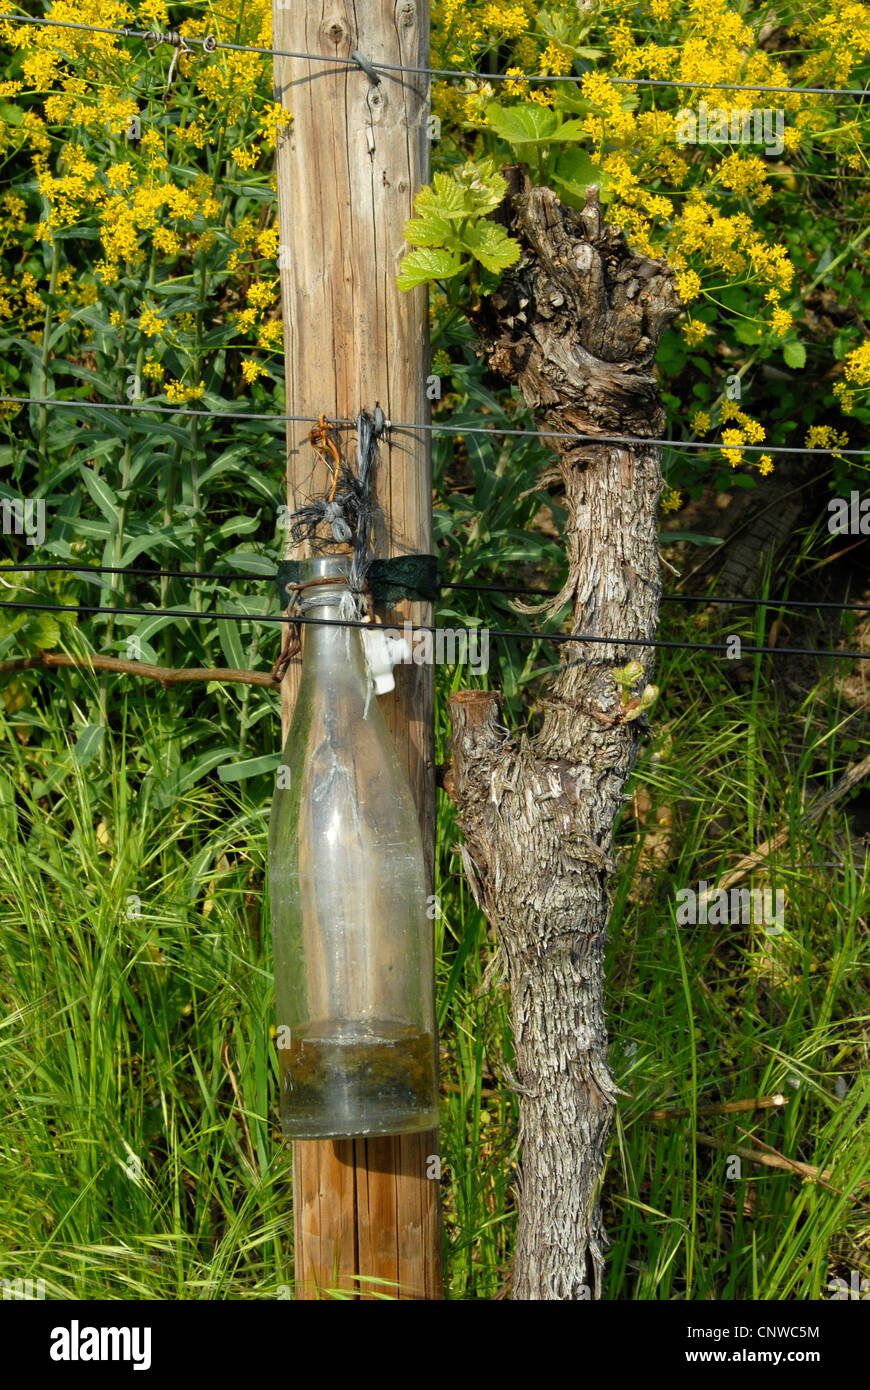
[271,1,442,1300]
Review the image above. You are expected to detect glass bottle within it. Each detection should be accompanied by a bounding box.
[268,556,438,1139]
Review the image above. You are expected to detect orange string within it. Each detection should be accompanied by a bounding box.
[309,413,342,502]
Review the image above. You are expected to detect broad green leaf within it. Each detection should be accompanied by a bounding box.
[535,9,605,61]
[554,118,590,141]
[215,515,260,540]
[486,103,559,145]
[56,362,121,391]
[552,147,611,200]
[69,521,112,546]
[196,455,276,504]
[48,304,105,351]
[26,613,63,649]
[131,612,189,643]
[31,764,71,799]
[183,843,220,902]
[403,209,455,247]
[415,174,470,221]
[783,341,806,369]
[459,221,522,274]
[397,248,466,290]
[76,407,132,440]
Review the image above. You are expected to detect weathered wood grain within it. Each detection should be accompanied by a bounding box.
[272,0,441,1301]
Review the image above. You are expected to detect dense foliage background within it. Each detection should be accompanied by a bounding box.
[0,1,868,1299]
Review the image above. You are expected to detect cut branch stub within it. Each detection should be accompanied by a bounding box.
[449,175,681,1300]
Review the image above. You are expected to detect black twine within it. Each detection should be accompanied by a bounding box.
[286,408,385,597]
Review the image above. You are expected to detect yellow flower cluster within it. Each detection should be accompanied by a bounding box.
[692,400,768,471]
[241,358,267,385]
[562,1,845,338]
[257,224,280,259]
[716,153,773,207]
[833,341,870,413]
[805,424,849,455]
[539,42,574,78]
[0,0,294,394]
[682,320,708,348]
[722,402,765,437]
[793,2,870,90]
[481,5,528,39]
[231,145,261,172]
[232,264,282,361]
[437,0,535,51]
[676,270,702,305]
[165,379,205,404]
[769,305,793,338]
[139,308,166,338]
[503,68,529,99]
[0,0,863,426]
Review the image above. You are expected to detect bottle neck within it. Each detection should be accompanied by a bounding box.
[299,591,368,684]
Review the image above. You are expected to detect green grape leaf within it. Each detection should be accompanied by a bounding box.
[403,209,455,248]
[415,174,470,221]
[459,220,522,274]
[397,247,466,291]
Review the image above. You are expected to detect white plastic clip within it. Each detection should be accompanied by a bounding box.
[361,627,410,695]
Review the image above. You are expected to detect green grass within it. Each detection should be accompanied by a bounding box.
[1,604,867,1300]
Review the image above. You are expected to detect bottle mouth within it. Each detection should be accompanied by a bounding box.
[301,556,351,581]
[296,556,352,608]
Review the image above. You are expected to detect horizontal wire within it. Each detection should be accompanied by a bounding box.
[0,13,867,97]
[1,596,867,662]
[1,395,867,457]
[2,562,870,615]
